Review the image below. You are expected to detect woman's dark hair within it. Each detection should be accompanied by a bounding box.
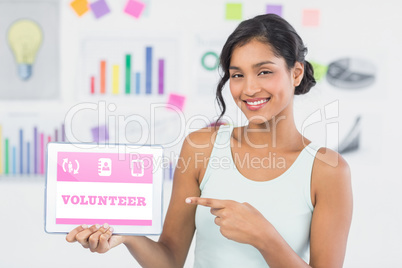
[216,14,316,123]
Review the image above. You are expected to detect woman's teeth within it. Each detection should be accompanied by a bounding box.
[246,98,270,105]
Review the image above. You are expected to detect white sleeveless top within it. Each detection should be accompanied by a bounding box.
[194,125,322,268]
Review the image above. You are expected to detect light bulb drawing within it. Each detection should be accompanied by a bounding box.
[7,19,43,81]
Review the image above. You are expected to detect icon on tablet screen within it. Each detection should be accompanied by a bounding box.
[131,160,144,177]
[98,158,112,176]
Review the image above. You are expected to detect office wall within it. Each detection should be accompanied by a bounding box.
[1,0,402,267]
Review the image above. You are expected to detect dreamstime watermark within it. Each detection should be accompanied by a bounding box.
[63,99,340,169]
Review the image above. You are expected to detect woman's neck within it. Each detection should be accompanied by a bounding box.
[234,112,303,151]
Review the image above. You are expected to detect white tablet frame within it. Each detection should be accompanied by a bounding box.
[45,142,164,236]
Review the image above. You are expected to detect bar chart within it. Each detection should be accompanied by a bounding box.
[81,37,178,98]
[0,122,65,176]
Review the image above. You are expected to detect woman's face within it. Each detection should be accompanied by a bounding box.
[229,39,304,125]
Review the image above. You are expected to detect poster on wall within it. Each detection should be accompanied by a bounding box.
[0,0,59,100]
[77,36,179,100]
[194,34,227,97]
[0,111,66,176]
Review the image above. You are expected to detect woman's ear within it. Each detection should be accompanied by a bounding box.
[293,62,304,87]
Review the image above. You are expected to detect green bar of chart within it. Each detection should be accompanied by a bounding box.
[125,54,131,94]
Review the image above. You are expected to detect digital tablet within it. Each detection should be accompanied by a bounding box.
[45,142,164,235]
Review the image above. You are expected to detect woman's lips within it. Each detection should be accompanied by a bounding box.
[244,98,271,111]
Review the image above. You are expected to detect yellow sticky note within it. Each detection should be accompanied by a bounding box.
[70,0,90,17]
[226,3,242,20]
[302,9,320,27]
[112,65,120,95]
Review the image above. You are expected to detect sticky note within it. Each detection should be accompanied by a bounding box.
[70,0,90,17]
[310,61,328,81]
[124,0,146,19]
[90,0,111,19]
[91,125,109,142]
[302,9,320,27]
[266,4,283,17]
[167,93,186,112]
[225,3,242,20]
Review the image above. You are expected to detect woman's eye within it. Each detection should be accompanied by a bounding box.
[258,71,272,76]
[231,74,243,78]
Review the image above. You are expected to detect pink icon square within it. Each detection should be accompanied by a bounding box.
[124,0,146,19]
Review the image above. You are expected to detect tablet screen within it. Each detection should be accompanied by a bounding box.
[45,143,164,235]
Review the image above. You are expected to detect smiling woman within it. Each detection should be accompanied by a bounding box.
[66,14,352,268]
[216,14,316,125]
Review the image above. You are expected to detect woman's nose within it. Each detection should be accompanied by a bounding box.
[243,77,261,96]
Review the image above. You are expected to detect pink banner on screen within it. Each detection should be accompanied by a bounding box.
[57,152,153,183]
[56,218,152,226]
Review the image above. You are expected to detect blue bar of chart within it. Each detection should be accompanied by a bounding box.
[146,46,153,95]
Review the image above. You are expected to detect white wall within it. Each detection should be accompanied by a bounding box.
[1,0,402,267]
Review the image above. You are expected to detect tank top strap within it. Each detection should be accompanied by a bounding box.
[213,124,233,151]
[295,142,324,211]
[199,125,233,191]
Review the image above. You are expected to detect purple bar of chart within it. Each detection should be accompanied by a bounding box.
[158,59,164,95]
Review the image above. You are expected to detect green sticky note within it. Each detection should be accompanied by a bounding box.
[226,3,242,20]
[310,61,328,81]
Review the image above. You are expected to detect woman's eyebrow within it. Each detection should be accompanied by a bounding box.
[253,61,276,68]
[229,61,276,70]
[229,66,240,70]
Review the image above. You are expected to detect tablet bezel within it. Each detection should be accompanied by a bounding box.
[45,142,164,236]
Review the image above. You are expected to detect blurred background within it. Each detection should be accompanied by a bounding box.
[0,0,401,267]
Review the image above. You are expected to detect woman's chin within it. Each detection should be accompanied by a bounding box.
[247,118,270,126]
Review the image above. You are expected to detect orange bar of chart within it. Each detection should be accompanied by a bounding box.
[100,60,106,94]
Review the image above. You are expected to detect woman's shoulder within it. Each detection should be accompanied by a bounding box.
[311,147,351,200]
[177,127,223,181]
[313,147,350,176]
[181,126,222,156]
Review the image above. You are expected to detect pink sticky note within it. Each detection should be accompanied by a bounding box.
[302,9,320,27]
[124,0,146,19]
[167,93,186,111]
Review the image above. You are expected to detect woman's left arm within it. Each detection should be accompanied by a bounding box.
[255,148,353,268]
[307,148,353,267]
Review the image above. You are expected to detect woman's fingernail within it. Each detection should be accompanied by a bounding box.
[95,224,100,229]
[109,227,114,233]
[82,224,88,229]
[103,223,109,229]
[185,198,191,204]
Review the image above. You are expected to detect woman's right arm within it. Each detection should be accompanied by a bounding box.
[66,129,214,268]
